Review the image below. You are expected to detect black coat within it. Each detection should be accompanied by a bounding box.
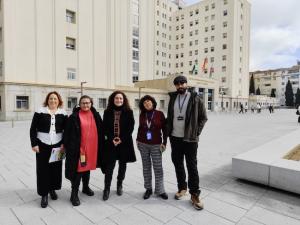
[64,107,105,181]
[100,108,136,167]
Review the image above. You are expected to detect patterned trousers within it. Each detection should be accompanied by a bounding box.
[137,142,165,194]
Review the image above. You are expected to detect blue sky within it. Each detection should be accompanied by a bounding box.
[184,0,300,71]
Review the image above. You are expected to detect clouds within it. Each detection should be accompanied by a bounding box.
[185,0,300,71]
[250,0,300,70]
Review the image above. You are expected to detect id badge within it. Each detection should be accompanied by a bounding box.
[177,116,184,121]
[146,131,152,140]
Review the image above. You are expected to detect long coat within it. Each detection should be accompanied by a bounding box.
[64,107,105,181]
[100,108,136,167]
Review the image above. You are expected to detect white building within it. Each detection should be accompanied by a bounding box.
[0,0,250,120]
[250,63,300,106]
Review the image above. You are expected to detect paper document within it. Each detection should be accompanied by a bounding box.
[49,147,65,163]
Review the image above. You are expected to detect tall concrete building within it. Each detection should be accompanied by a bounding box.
[0,0,250,120]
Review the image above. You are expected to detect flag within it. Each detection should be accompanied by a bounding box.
[201,57,208,72]
[209,66,214,77]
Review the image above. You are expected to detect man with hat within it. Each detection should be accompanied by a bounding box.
[166,75,207,210]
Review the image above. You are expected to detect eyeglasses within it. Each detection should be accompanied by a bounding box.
[81,102,91,105]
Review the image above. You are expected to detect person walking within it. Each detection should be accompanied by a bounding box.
[167,75,207,210]
[101,91,136,201]
[64,95,104,206]
[239,103,244,114]
[136,95,168,200]
[30,91,68,208]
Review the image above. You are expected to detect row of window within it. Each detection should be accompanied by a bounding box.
[11,96,166,110]
[175,21,228,31]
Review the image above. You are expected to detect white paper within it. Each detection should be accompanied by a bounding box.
[49,147,65,163]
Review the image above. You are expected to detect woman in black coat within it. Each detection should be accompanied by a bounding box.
[64,95,105,206]
[30,91,68,208]
[101,90,136,201]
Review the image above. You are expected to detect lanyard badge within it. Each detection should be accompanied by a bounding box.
[146,111,155,140]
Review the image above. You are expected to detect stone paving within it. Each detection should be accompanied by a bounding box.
[1,109,300,225]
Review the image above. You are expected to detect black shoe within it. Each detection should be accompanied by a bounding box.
[49,190,58,200]
[82,186,94,196]
[41,195,48,208]
[159,193,168,200]
[143,189,153,200]
[117,183,123,196]
[70,190,80,206]
[103,189,110,201]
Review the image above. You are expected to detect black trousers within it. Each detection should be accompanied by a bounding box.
[71,171,91,191]
[170,136,200,196]
[36,141,62,196]
[104,160,127,189]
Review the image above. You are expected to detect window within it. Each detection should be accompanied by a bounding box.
[223,10,228,16]
[223,33,227,38]
[181,14,184,20]
[181,24,184,29]
[204,48,208,53]
[189,41,193,46]
[133,62,139,72]
[211,47,214,52]
[211,25,215,31]
[181,34,184,39]
[222,77,226,83]
[176,16,179,21]
[205,5,209,11]
[67,68,76,80]
[195,9,199,14]
[210,57,214,62]
[67,97,77,109]
[195,30,199,35]
[0,61,2,76]
[134,99,140,108]
[195,50,198,55]
[204,37,208,43]
[16,96,29,110]
[223,21,227,27]
[133,27,139,37]
[222,44,227,49]
[222,55,227,61]
[0,27,2,42]
[211,36,215,41]
[66,10,76,23]
[224,0,228,5]
[205,27,208,32]
[133,39,139,48]
[189,51,192,56]
[189,31,193,37]
[190,21,193,27]
[211,14,215,20]
[181,53,184,58]
[160,100,165,109]
[98,98,107,109]
[133,50,139,60]
[66,37,76,50]
[205,16,209,22]
[212,3,215,9]
[190,11,193,17]
[195,40,198,45]
[195,19,199,25]
[222,66,226,72]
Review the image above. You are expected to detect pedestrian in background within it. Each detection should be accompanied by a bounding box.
[64,95,104,206]
[30,91,68,208]
[137,95,168,200]
[101,91,136,201]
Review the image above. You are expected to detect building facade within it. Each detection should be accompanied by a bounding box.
[0,0,250,120]
[250,63,300,106]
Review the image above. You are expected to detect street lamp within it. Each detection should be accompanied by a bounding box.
[219,87,225,111]
[80,81,87,96]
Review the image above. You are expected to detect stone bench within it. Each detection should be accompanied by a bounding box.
[232,129,300,194]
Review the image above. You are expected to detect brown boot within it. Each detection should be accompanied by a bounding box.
[191,194,204,210]
[174,189,187,200]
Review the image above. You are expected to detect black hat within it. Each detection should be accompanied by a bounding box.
[173,75,187,85]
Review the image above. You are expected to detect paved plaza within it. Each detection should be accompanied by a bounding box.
[1,109,300,225]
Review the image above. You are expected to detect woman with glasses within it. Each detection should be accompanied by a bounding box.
[64,95,104,206]
[101,91,136,201]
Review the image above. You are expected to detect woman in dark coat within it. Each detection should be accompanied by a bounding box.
[64,95,105,206]
[30,91,68,208]
[101,90,136,201]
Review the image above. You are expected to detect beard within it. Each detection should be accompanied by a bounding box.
[177,88,187,94]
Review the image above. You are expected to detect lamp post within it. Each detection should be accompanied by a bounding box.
[80,81,87,96]
[219,87,225,111]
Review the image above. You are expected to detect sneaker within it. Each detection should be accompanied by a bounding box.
[191,194,204,210]
[174,189,187,200]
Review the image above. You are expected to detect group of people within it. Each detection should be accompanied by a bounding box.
[30,75,208,211]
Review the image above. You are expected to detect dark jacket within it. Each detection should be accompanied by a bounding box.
[100,108,136,167]
[167,91,208,142]
[64,107,105,180]
[30,107,68,147]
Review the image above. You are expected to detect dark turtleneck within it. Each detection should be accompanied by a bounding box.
[113,105,123,111]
